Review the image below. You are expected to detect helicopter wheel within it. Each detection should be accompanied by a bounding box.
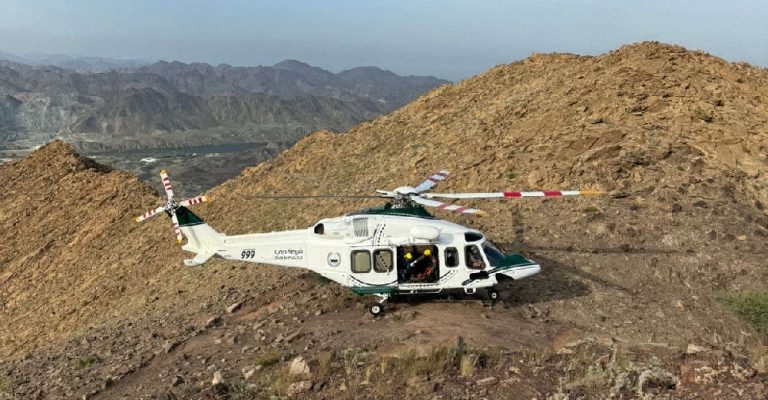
[369,303,385,317]
[487,288,500,303]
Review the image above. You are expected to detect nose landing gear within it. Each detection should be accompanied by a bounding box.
[487,288,500,303]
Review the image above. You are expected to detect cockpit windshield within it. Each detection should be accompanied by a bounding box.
[482,242,507,266]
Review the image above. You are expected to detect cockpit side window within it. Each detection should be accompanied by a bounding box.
[445,247,459,267]
[464,232,484,242]
[465,245,486,270]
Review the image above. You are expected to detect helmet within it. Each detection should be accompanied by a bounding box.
[423,249,432,256]
[404,252,413,260]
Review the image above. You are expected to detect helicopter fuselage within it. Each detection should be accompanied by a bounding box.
[180,205,541,298]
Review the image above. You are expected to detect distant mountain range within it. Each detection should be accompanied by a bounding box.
[0,51,149,72]
[0,53,448,152]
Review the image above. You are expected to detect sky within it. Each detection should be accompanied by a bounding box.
[0,0,766,81]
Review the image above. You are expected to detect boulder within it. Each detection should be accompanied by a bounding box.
[211,371,227,394]
[289,356,311,376]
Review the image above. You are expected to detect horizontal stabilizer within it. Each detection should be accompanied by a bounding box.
[184,251,216,267]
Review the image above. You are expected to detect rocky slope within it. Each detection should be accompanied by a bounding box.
[1,42,767,399]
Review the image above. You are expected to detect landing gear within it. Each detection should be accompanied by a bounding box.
[369,303,384,317]
[369,294,389,317]
[487,288,500,303]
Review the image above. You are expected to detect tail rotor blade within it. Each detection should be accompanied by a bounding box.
[134,206,166,222]
[159,169,175,200]
[171,212,183,244]
[423,190,604,199]
[411,195,486,216]
[179,195,209,207]
[413,170,449,193]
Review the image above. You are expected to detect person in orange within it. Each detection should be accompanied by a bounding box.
[412,248,437,282]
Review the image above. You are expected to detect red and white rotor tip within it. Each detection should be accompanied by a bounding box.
[403,169,603,216]
[133,170,211,244]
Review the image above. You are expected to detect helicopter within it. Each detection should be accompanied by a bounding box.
[136,170,601,316]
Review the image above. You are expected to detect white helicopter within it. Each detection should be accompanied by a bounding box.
[136,170,601,316]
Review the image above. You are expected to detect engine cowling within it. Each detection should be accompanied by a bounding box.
[410,225,440,241]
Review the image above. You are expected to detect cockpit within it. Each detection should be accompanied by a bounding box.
[462,231,529,269]
[481,241,507,266]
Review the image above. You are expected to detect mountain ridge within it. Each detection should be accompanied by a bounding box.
[0,57,448,152]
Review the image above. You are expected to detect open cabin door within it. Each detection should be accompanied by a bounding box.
[396,244,440,284]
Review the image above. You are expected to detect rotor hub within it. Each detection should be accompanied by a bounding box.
[390,186,419,207]
[165,198,179,212]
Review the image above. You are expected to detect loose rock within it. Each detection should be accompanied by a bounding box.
[476,377,498,386]
[226,302,243,314]
[289,356,310,376]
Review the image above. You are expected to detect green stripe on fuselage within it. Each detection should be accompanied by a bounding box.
[350,286,397,295]
[497,253,533,268]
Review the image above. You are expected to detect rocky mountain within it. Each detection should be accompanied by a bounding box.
[0,58,447,152]
[1,42,767,399]
[137,59,447,105]
[0,51,150,72]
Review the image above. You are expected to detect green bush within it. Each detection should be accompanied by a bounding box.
[77,355,102,369]
[256,350,282,367]
[0,378,10,392]
[722,291,768,335]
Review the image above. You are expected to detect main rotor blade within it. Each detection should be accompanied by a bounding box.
[423,190,604,199]
[248,195,384,200]
[134,206,165,222]
[179,195,209,207]
[413,170,449,193]
[160,169,175,200]
[411,195,486,216]
[171,212,183,244]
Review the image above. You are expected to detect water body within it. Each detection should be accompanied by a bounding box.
[95,142,287,197]
[92,142,267,160]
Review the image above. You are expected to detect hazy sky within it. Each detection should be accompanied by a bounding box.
[1,0,766,80]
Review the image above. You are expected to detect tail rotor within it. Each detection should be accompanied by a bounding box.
[134,170,210,244]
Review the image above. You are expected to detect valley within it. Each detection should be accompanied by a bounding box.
[0,56,447,193]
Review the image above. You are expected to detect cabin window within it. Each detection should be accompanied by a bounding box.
[464,232,484,242]
[373,249,394,273]
[465,245,486,270]
[445,247,459,267]
[351,250,372,273]
[314,223,324,234]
